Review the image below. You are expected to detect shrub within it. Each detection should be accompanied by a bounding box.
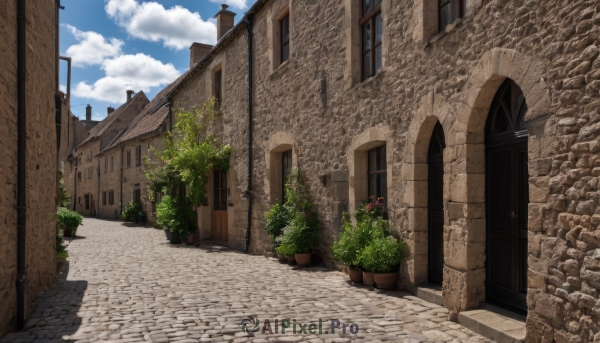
[57,208,83,233]
[156,196,193,233]
[264,200,290,246]
[276,211,319,256]
[359,236,407,274]
[56,235,68,260]
[122,202,142,222]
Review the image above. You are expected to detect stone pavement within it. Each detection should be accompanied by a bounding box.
[0,218,493,343]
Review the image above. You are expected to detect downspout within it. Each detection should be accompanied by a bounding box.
[97,157,100,217]
[59,56,71,146]
[120,145,124,215]
[73,161,77,211]
[243,14,254,254]
[16,0,27,330]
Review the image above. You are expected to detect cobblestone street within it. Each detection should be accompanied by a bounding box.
[1,219,493,343]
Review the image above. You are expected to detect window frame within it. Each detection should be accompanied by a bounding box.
[280,13,290,64]
[438,0,466,32]
[281,150,292,202]
[126,149,131,168]
[108,190,114,205]
[133,184,141,204]
[102,191,107,206]
[215,69,223,108]
[367,144,387,207]
[360,0,383,80]
[135,146,142,167]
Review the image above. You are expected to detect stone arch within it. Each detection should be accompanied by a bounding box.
[348,126,394,215]
[444,48,551,312]
[265,132,297,205]
[401,91,453,288]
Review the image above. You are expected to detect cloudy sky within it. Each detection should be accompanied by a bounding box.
[60,0,255,121]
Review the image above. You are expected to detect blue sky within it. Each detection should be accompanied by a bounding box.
[59,0,255,121]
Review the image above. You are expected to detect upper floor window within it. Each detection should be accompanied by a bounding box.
[126,149,131,168]
[280,14,290,63]
[215,69,223,109]
[361,0,382,80]
[110,156,114,172]
[135,146,142,166]
[439,0,465,31]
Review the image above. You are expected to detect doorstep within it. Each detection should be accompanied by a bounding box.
[458,303,526,343]
[407,283,443,306]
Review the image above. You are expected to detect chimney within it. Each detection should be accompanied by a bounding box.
[189,43,214,68]
[126,90,134,103]
[85,104,92,127]
[107,106,115,115]
[214,4,236,41]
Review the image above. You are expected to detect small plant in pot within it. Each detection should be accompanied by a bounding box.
[332,213,370,283]
[264,199,290,262]
[156,196,185,244]
[360,236,407,290]
[122,202,142,222]
[57,208,83,238]
[276,211,319,267]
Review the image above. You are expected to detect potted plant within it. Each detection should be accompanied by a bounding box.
[264,199,290,262]
[122,202,142,222]
[360,236,407,289]
[57,208,83,238]
[156,196,184,244]
[137,210,147,225]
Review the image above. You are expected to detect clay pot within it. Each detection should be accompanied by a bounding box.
[374,273,396,289]
[278,254,287,263]
[349,269,363,283]
[170,231,181,244]
[287,257,296,265]
[363,271,375,286]
[188,234,195,244]
[295,253,311,267]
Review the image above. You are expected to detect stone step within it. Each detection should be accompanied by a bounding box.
[458,303,526,343]
[408,284,443,306]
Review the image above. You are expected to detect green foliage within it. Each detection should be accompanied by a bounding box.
[275,170,319,256]
[57,208,83,231]
[58,171,71,208]
[56,235,68,259]
[156,196,193,233]
[359,236,407,274]
[144,98,232,206]
[121,202,142,222]
[264,200,290,245]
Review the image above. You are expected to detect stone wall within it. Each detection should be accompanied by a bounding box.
[0,0,59,336]
[171,0,600,341]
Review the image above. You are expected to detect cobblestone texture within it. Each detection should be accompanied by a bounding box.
[0,218,493,343]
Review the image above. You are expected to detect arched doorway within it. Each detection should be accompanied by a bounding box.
[485,79,528,314]
[428,122,445,285]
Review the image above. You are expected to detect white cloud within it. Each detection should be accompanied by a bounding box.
[106,0,217,50]
[64,25,124,67]
[73,53,180,103]
[208,0,248,10]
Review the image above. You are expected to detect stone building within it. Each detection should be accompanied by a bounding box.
[163,0,600,342]
[64,91,149,217]
[0,0,65,336]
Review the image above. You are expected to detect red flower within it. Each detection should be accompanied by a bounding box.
[378,197,384,202]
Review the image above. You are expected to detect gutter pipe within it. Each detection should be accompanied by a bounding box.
[243,15,254,254]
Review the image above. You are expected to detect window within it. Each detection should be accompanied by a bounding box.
[214,170,228,210]
[133,184,141,204]
[367,145,387,205]
[282,150,292,202]
[85,194,90,210]
[439,0,465,31]
[77,171,81,182]
[110,156,114,172]
[104,157,108,173]
[109,190,114,205]
[280,14,290,63]
[127,149,131,168]
[102,191,107,206]
[361,0,382,80]
[135,146,142,166]
[215,69,222,109]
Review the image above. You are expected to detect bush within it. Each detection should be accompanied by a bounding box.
[122,202,142,222]
[56,235,68,259]
[359,236,407,274]
[276,211,319,256]
[156,196,192,233]
[57,208,83,234]
[264,200,290,246]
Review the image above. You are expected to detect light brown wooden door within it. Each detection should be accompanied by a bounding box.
[211,170,228,242]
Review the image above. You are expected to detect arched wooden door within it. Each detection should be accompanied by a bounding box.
[428,122,445,285]
[485,79,528,314]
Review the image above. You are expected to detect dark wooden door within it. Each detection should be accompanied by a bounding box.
[485,79,528,314]
[428,122,445,285]
[211,170,228,242]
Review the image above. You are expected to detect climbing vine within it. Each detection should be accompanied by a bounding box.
[144,98,232,207]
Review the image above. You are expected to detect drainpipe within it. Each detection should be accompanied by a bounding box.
[120,145,124,215]
[97,157,100,217]
[59,56,71,146]
[73,161,77,211]
[16,0,27,330]
[243,14,254,254]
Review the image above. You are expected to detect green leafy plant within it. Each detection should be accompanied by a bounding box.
[57,208,83,235]
[56,235,68,260]
[156,196,193,233]
[121,202,142,222]
[264,200,290,246]
[359,236,407,274]
[58,171,71,208]
[275,170,319,256]
[144,98,232,206]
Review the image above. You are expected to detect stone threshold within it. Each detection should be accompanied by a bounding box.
[407,283,443,306]
[458,303,526,343]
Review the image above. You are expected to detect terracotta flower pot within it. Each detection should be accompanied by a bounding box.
[287,256,296,265]
[363,271,375,286]
[188,234,195,244]
[349,269,363,283]
[374,273,396,289]
[295,253,311,267]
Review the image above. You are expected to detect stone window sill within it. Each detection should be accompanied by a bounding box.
[348,68,386,92]
[424,18,464,48]
[271,59,290,78]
